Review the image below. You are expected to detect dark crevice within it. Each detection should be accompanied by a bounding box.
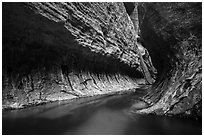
[137,4,178,84]
[123,2,136,16]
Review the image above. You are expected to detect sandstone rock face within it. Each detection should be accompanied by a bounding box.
[135,3,201,118]
[2,2,156,109]
[3,2,200,119]
[28,2,141,69]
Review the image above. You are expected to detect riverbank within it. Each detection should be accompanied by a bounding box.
[3,85,148,112]
[3,88,201,135]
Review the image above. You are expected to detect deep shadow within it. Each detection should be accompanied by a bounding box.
[2,2,143,88]
[138,4,178,84]
[123,2,136,15]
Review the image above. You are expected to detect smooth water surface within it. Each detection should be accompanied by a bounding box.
[2,91,202,135]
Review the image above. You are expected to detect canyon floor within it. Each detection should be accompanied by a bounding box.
[3,88,201,135]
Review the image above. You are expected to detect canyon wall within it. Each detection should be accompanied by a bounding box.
[134,3,202,119]
[2,2,156,109]
[3,2,201,119]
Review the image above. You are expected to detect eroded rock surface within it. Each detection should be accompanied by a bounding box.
[2,2,156,109]
[2,2,201,119]
[134,2,202,119]
[28,2,142,69]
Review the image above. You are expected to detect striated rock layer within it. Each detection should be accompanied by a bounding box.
[2,2,156,109]
[132,2,202,119]
[3,2,200,119]
[28,2,142,69]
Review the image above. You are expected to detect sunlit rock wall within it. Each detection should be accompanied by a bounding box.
[2,2,154,109]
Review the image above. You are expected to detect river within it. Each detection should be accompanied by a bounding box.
[2,90,202,135]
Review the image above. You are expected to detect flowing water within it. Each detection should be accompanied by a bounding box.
[2,90,202,135]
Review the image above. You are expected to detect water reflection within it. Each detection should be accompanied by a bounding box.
[66,108,129,135]
[125,114,201,135]
[2,92,202,135]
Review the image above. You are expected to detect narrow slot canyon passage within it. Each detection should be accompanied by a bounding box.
[2,2,202,135]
